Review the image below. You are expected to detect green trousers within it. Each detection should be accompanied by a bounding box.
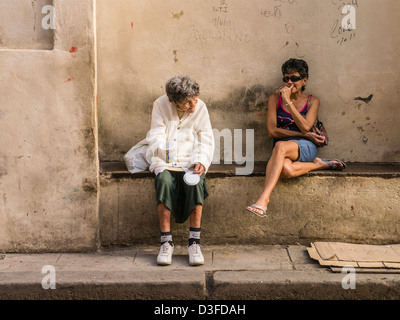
[155,169,209,224]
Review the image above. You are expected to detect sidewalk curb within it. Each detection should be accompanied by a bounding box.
[0,245,399,300]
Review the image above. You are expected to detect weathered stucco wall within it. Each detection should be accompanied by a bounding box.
[0,0,98,252]
[97,0,400,163]
[1,1,399,252]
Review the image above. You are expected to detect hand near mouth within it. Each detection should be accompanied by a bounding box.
[280,84,294,103]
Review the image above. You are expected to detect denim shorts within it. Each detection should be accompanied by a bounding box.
[295,138,318,162]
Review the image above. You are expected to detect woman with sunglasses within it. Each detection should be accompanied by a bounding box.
[246,58,346,218]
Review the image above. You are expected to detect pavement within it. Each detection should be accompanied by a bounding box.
[0,244,400,302]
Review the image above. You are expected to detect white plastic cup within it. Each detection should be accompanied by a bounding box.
[183,171,201,186]
[159,141,175,163]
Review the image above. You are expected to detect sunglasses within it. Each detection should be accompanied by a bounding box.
[282,75,304,82]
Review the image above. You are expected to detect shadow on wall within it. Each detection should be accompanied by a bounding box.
[207,84,277,113]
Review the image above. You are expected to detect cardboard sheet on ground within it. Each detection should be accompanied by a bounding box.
[307,242,400,272]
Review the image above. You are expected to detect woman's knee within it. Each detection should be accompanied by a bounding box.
[157,178,174,190]
[158,203,170,214]
[190,204,203,215]
[273,141,299,161]
[272,141,288,157]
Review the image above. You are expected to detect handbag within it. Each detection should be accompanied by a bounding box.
[312,119,329,147]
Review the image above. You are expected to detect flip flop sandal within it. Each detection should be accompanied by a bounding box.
[322,159,347,170]
[246,204,267,218]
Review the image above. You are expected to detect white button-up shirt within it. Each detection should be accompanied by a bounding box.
[147,94,215,176]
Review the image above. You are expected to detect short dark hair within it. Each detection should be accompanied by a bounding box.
[281,59,309,91]
[165,75,200,104]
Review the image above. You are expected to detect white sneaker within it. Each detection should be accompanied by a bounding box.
[157,242,174,265]
[188,242,204,266]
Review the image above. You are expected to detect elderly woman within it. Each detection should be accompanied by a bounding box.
[246,58,346,218]
[147,75,215,265]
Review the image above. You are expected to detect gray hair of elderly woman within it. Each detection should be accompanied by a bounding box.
[165,75,200,104]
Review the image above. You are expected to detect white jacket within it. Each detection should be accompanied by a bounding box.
[147,94,215,176]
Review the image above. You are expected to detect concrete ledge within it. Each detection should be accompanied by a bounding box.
[99,162,400,247]
[100,162,400,179]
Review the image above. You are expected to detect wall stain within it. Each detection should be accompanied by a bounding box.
[70,46,78,58]
[361,136,368,144]
[79,128,96,158]
[355,94,373,104]
[82,179,97,193]
[210,85,271,113]
[171,10,184,20]
[0,153,7,177]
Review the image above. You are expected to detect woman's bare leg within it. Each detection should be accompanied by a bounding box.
[281,157,344,178]
[246,141,299,216]
[247,140,346,216]
[189,205,202,229]
[158,203,171,233]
